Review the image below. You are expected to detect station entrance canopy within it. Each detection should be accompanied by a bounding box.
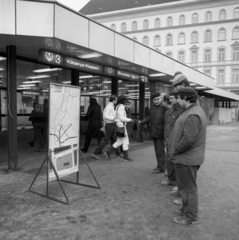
[0,0,239,102]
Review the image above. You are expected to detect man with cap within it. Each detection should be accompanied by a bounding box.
[168,87,207,225]
[162,90,184,186]
[139,92,166,173]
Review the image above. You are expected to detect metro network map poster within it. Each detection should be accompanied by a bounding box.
[48,83,81,180]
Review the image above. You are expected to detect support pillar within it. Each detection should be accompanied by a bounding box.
[111,77,118,96]
[7,45,18,170]
[71,70,79,86]
[139,82,145,142]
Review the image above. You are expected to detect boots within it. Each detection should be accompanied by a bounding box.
[123,150,133,162]
[104,146,115,160]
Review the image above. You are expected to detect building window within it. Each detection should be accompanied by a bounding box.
[178,32,185,44]
[218,28,226,41]
[217,69,225,83]
[204,49,212,62]
[219,9,226,20]
[121,22,126,32]
[205,11,212,22]
[166,52,173,58]
[143,19,149,30]
[178,51,185,63]
[132,21,138,31]
[132,36,138,41]
[155,18,160,28]
[204,68,211,76]
[143,36,149,46]
[204,29,212,42]
[167,16,173,27]
[111,24,116,31]
[166,33,173,45]
[218,48,226,61]
[191,31,198,43]
[154,35,161,46]
[232,68,239,83]
[232,46,239,60]
[232,26,239,39]
[234,8,239,18]
[179,15,185,25]
[191,50,198,63]
[192,13,198,24]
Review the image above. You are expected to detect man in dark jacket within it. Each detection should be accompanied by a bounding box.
[169,87,207,225]
[162,90,184,186]
[139,92,166,173]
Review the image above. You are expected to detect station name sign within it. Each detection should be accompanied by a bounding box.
[39,50,147,82]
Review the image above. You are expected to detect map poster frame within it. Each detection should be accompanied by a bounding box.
[48,83,81,181]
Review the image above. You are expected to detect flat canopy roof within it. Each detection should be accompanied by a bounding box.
[0,0,238,101]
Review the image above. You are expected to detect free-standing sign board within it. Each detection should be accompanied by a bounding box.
[49,83,81,180]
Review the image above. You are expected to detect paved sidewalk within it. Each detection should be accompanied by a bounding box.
[0,122,239,240]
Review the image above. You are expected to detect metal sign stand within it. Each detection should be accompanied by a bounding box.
[28,149,101,205]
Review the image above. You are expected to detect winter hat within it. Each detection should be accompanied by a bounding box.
[178,87,197,98]
[150,92,161,100]
[172,71,189,86]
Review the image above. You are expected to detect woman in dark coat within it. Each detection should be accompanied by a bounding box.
[81,98,102,153]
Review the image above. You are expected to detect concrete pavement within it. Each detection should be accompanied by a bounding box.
[0,122,239,240]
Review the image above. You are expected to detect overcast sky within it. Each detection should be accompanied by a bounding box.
[57,0,90,11]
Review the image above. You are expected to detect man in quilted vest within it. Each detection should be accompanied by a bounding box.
[169,87,207,225]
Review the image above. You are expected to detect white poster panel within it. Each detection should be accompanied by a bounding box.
[48,83,81,180]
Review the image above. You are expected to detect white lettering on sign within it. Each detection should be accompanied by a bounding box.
[66,58,100,72]
[118,71,130,78]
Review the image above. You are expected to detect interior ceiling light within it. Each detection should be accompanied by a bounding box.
[63,81,71,84]
[0,57,6,61]
[149,73,166,77]
[78,52,102,59]
[190,83,197,86]
[27,75,50,79]
[19,84,36,87]
[79,75,93,79]
[0,68,4,71]
[124,84,139,87]
[196,86,206,89]
[33,68,62,73]
[127,90,139,92]
[103,81,111,84]
[23,80,42,84]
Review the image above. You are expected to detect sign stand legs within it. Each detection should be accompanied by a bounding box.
[28,149,100,205]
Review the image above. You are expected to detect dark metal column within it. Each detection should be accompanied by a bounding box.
[111,77,118,96]
[139,82,145,142]
[71,70,79,86]
[7,45,18,170]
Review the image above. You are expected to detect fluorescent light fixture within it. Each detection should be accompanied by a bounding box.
[119,88,128,90]
[79,80,84,83]
[169,80,174,82]
[33,68,62,73]
[124,84,139,87]
[27,75,50,79]
[78,52,102,59]
[62,81,71,84]
[149,73,166,77]
[103,81,111,84]
[0,68,4,71]
[127,90,139,92]
[19,84,36,87]
[190,83,197,86]
[0,57,6,61]
[79,75,93,79]
[41,90,49,92]
[119,80,122,83]
[23,80,42,84]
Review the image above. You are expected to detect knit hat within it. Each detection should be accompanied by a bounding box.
[172,71,189,86]
[178,87,197,98]
[150,92,161,100]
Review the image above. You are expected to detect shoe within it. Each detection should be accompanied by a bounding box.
[116,153,124,158]
[104,146,115,160]
[173,199,182,205]
[152,169,164,174]
[170,190,181,196]
[28,142,34,147]
[123,151,134,162]
[91,153,101,160]
[173,216,198,225]
[161,180,174,186]
[172,186,178,192]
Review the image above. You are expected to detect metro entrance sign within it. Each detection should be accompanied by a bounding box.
[39,50,147,82]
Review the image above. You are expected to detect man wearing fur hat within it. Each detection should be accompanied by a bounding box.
[139,92,166,173]
[169,87,207,225]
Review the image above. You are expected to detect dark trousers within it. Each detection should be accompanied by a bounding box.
[94,123,118,155]
[175,164,200,221]
[152,138,165,170]
[83,136,101,152]
[165,148,176,185]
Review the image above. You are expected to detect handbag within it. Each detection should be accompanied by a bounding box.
[115,105,126,138]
